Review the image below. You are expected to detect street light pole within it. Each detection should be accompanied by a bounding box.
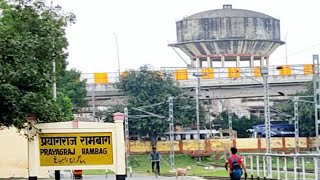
[113,33,121,77]
[52,59,60,180]
[285,32,288,65]
[53,60,57,100]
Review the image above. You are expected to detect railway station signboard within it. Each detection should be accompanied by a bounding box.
[26,113,126,180]
[38,132,113,166]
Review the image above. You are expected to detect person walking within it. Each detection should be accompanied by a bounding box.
[225,147,247,180]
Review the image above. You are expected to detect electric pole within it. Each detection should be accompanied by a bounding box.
[228,109,233,145]
[293,97,299,180]
[312,54,320,179]
[313,54,320,153]
[261,66,272,179]
[193,72,202,161]
[293,97,299,154]
[168,97,175,170]
[124,107,131,177]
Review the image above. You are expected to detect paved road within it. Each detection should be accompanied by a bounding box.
[47,171,208,180]
[84,175,206,180]
[51,174,206,180]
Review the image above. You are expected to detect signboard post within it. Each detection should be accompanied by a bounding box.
[27,113,126,180]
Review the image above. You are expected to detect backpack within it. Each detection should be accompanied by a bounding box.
[150,152,160,160]
[229,155,242,179]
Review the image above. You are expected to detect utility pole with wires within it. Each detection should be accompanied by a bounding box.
[193,71,203,162]
[128,95,178,171]
[290,95,314,180]
[261,66,272,179]
[228,109,233,145]
[293,97,299,154]
[126,88,202,170]
[312,54,320,179]
[293,96,299,180]
[168,97,175,170]
[124,107,132,177]
[290,95,314,153]
[313,54,320,153]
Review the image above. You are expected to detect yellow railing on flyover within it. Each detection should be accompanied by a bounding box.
[80,64,314,84]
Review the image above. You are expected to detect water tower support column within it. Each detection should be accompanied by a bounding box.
[260,57,265,66]
[191,59,195,68]
[221,56,225,67]
[207,57,212,67]
[236,56,240,67]
[196,58,201,68]
[250,56,254,67]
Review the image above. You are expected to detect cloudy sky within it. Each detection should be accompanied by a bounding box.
[54,0,320,74]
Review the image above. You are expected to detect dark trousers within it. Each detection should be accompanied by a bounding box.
[151,161,160,174]
[230,173,241,180]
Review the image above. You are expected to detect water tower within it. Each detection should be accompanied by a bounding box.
[169,4,284,68]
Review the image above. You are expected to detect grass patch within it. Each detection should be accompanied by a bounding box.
[79,153,316,179]
[82,169,107,175]
[131,154,226,177]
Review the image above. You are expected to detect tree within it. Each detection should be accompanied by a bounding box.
[214,110,264,138]
[56,92,73,121]
[275,82,315,137]
[57,69,87,112]
[0,0,76,128]
[118,65,205,145]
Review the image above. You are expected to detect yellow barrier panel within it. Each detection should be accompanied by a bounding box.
[94,72,108,84]
[279,66,292,76]
[228,68,240,78]
[174,69,188,80]
[304,64,313,74]
[253,67,261,77]
[201,68,214,79]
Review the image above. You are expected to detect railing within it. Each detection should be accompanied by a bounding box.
[241,153,319,180]
[80,64,314,85]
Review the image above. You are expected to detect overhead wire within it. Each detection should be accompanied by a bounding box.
[135,88,196,110]
[272,43,320,62]
[128,64,314,120]
[270,106,293,118]
[128,88,197,120]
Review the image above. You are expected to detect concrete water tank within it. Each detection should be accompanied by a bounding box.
[169,4,284,67]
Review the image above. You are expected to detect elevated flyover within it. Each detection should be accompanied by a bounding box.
[81,64,312,107]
